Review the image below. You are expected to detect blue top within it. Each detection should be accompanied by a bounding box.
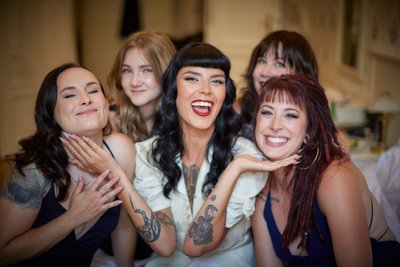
[12,183,120,267]
[264,191,400,267]
[12,141,120,267]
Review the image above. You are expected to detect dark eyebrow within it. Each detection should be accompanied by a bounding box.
[183,70,200,76]
[183,70,225,79]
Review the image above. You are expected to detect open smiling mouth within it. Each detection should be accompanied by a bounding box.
[191,101,213,116]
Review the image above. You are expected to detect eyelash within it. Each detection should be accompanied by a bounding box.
[286,113,299,119]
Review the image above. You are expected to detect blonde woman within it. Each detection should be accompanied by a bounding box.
[108,30,176,141]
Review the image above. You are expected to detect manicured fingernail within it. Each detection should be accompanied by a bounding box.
[59,137,65,143]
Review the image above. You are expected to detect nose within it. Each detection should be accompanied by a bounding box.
[130,73,143,87]
[199,81,211,95]
[270,116,282,134]
[260,63,272,78]
[80,91,92,105]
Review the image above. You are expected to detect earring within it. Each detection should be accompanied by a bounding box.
[298,147,320,170]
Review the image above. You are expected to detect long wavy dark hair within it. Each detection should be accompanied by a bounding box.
[239,30,318,139]
[152,42,242,198]
[255,74,347,248]
[6,63,110,201]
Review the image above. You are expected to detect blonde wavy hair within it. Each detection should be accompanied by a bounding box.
[108,31,176,141]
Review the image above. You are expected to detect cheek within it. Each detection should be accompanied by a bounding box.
[53,103,68,127]
[252,67,261,80]
[216,88,226,103]
[175,93,185,114]
[121,76,130,90]
[150,82,162,96]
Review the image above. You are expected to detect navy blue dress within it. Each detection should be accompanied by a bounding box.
[12,183,120,267]
[12,141,120,267]
[263,191,400,267]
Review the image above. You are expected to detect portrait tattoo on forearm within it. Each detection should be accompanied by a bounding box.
[128,192,162,242]
[188,194,218,245]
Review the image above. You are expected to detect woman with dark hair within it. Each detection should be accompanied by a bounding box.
[0,63,136,266]
[62,43,298,266]
[251,74,400,266]
[235,30,318,141]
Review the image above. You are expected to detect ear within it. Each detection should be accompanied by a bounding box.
[303,134,310,144]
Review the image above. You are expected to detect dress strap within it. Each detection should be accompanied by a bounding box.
[368,197,374,230]
[103,140,115,159]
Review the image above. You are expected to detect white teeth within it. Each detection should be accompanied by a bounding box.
[192,101,212,107]
[267,137,287,144]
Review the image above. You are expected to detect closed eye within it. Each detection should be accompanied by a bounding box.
[260,110,273,116]
[63,94,75,99]
[285,113,299,119]
[88,89,99,94]
[183,76,198,82]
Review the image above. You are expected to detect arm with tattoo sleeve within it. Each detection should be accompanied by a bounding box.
[182,154,299,257]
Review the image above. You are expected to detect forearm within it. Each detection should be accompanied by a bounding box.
[0,211,81,265]
[111,210,136,267]
[183,162,241,256]
[106,164,175,256]
[118,185,176,257]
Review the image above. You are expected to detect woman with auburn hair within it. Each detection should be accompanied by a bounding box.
[251,74,400,266]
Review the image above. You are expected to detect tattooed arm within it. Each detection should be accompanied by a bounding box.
[182,154,299,257]
[0,166,122,265]
[61,133,177,256]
